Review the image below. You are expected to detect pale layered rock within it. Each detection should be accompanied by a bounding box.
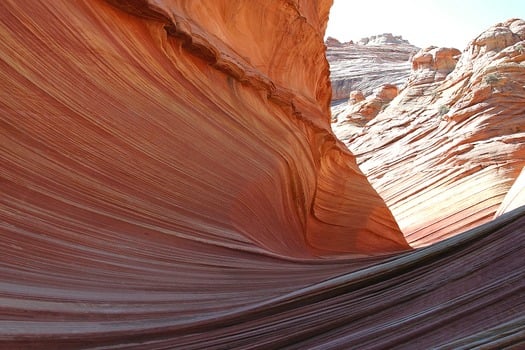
[412,47,461,71]
[409,46,462,85]
[495,167,525,216]
[327,36,418,101]
[335,19,525,247]
[357,33,411,46]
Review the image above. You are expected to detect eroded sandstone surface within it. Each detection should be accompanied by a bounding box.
[0,0,408,259]
[0,1,523,348]
[334,19,525,246]
[327,33,418,102]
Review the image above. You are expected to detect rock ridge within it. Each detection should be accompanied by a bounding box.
[334,18,525,246]
[327,35,418,101]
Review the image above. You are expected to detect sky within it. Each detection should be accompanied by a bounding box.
[325,0,525,50]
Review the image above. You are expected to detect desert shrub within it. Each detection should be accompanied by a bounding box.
[483,73,501,85]
[438,104,450,116]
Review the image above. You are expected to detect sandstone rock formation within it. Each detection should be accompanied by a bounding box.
[325,36,344,47]
[357,33,411,46]
[0,1,524,348]
[336,84,399,125]
[326,35,418,101]
[335,18,525,247]
[348,90,366,104]
[411,46,462,83]
[0,0,408,259]
[495,166,525,216]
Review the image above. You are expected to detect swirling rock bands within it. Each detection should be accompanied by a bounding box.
[0,1,523,348]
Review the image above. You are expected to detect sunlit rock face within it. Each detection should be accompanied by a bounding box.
[336,84,399,125]
[495,166,525,216]
[334,19,525,246]
[357,33,411,46]
[327,34,418,102]
[1,2,524,348]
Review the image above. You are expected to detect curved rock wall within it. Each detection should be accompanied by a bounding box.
[0,0,408,259]
[1,2,523,348]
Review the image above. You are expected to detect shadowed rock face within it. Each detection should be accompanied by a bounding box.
[0,0,407,258]
[335,18,525,247]
[0,2,524,348]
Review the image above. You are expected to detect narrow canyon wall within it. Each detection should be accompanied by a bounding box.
[0,0,408,261]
